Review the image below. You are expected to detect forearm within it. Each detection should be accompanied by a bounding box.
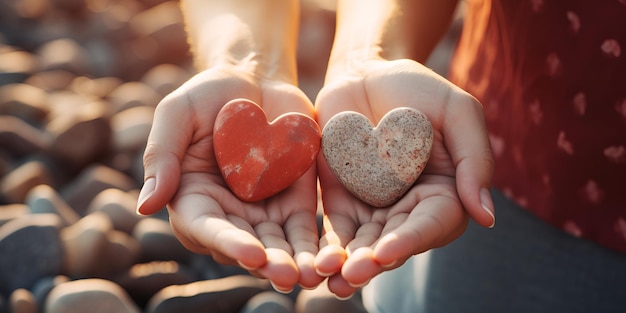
[327,0,458,79]
[181,0,300,83]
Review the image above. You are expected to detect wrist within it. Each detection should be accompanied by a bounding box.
[325,0,459,83]
[181,0,299,84]
[325,0,408,82]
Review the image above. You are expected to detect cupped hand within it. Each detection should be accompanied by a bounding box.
[314,59,495,298]
[136,66,324,292]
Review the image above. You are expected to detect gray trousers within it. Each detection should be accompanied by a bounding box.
[362,189,626,313]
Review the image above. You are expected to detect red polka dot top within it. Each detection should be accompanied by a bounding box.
[450,0,626,253]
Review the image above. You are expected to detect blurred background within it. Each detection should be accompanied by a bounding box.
[0,0,462,312]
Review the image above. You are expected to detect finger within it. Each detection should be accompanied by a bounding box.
[169,192,268,270]
[284,211,324,289]
[340,247,382,288]
[327,274,359,300]
[137,95,193,215]
[256,248,299,293]
[315,213,351,277]
[253,222,299,292]
[444,91,496,228]
[372,192,466,266]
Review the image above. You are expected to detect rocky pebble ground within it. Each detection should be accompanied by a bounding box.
[0,0,371,312]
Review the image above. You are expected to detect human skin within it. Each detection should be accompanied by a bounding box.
[136,0,324,292]
[313,0,496,298]
[136,0,496,299]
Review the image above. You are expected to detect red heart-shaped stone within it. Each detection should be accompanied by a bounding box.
[213,99,321,202]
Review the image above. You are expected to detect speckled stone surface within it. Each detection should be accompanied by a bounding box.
[321,107,433,207]
[213,99,321,202]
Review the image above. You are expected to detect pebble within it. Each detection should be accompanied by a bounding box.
[241,291,295,313]
[0,115,50,158]
[145,275,270,313]
[141,63,190,97]
[128,1,189,65]
[110,105,154,152]
[26,184,80,227]
[60,164,137,216]
[9,288,37,313]
[132,217,192,264]
[321,108,433,207]
[68,76,122,99]
[0,213,63,297]
[0,160,53,204]
[98,229,141,277]
[0,83,49,123]
[113,261,197,308]
[46,99,111,168]
[86,188,141,234]
[107,81,161,113]
[0,50,37,85]
[30,275,69,309]
[45,278,140,313]
[24,70,76,92]
[295,283,367,313]
[0,204,28,227]
[60,212,112,278]
[36,38,91,75]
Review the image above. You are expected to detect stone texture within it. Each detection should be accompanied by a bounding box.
[128,1,189,67]
[60,212,112,278]
[321,107,433,207]
[36,38,91,75]
[9,288,37,313]
[60,165,137,216]
[68,76,122,99]
[141,63,190,97]
[107,81,161,113]
[86,188,141,234]
[0,50,37,85]
[45,279,140,313]
[26,184,80,227]
[0,213,63,297]
[98,229,140,277]
[0,83,49,123]
[213,99,321,202]
[0,204,28,227]
[132,217,191,264]
[242,291,295,313]
[0,160,53,203]
[113,261,197,308]
[295,282,367,313]
[46,99,111,168]
[30,275,69,310]
[110,105,154,152]
[24,70,76,92]
[146,275,270,313]
[0,115,50,157]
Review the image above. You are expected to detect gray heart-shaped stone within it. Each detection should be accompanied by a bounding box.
[321,107,433,207]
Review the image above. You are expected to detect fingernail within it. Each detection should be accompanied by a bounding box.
[315,268,334,277]
[136,177,156,215]
[270,281,293,294]
[334,293,354,301]
[480,188,495,228]
[237,260,258,271]
[348,279,370,288]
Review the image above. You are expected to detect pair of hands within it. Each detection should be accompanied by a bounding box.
[136,58,495,298]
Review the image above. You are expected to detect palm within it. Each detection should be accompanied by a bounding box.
[145,67,323,291]
[314,59,490,297]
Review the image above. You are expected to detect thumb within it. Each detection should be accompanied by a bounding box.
[137,98,193,215]
[444,92,496,228]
